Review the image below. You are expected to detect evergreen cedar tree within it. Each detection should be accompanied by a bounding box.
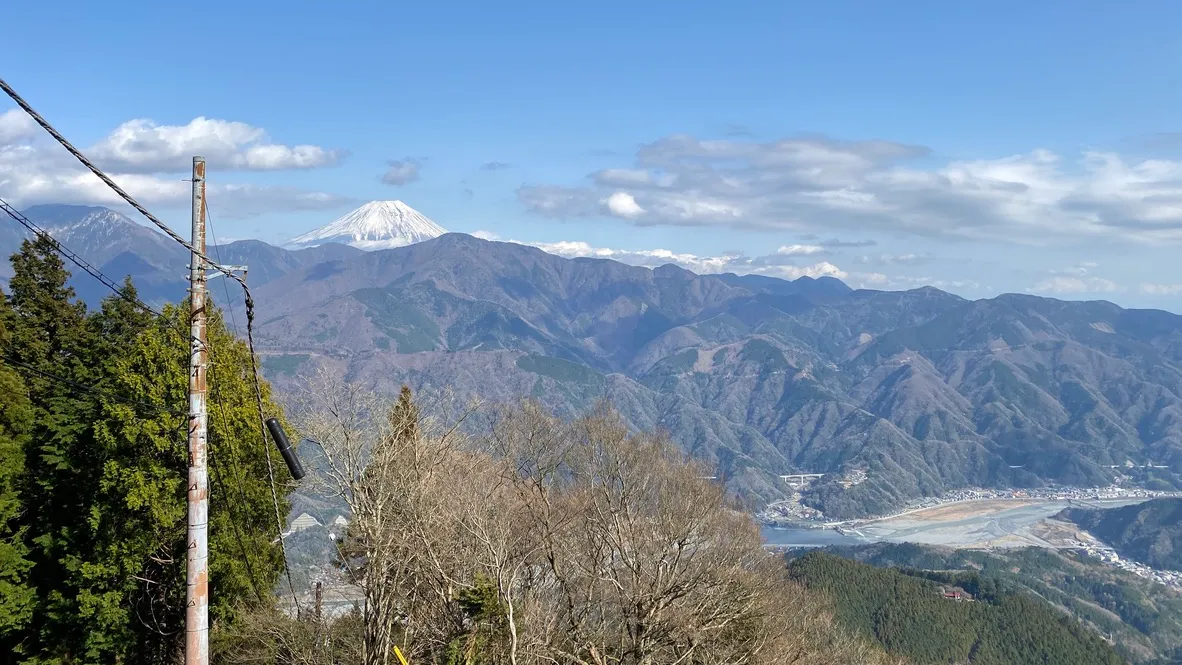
[0,290,35,642]
[0,237,292,664]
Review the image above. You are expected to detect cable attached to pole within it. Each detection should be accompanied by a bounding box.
[0,198,163,318]
[207,202,301,613]
[0,76,245,288]
[2,74,301,622]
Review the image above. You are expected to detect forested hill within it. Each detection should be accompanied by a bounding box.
[1059,498,1182,571]
[808,542,1182,664]
[786,550,1126,665]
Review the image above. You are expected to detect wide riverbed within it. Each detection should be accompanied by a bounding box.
[761,497,1149,549]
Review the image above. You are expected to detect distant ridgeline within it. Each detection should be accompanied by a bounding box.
[5,204,1182,519]
[1058,498,1182,571]
[790,543,1182,665]
[786,550,1129,665]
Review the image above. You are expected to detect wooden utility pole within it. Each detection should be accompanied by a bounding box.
[186,155,210,665]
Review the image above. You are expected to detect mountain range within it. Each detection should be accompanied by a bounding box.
[3,203,1182,517]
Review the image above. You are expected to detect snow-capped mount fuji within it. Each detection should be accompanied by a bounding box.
[287,200,446,250]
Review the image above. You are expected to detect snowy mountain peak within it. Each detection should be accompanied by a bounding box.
[288,200,447,250]
[24,204,136,232]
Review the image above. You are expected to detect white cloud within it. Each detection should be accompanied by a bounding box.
[0,109,36,145]
[0,111,349,216]
[470,233,848,281]
[1029,261,1120,294]
[773,261,847,279]
[1051,261,1102,277]
[850,272,982,292]
[1140,283,1182,295]
[777,244,825,255]
[603,191,644,218]
[518,133,1182,244]
[381,159,421,186]
[1030,276,1120,294]
[90,117,344,172]
[531,240,737,273]
[855,253,928,266]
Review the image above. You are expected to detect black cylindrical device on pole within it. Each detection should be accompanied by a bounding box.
[266,418,306,481]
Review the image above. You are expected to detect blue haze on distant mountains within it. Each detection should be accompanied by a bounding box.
[3,205,1181,518]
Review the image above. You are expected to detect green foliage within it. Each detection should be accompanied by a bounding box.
[353,285,442,353]
[515,354,602,385]
[805,543,1182,664]
[738,338,789,370]
[0,290,34,642]
[788,550,1125,665]
[6,238,102,661]
[456,574,505,626]
[445,575,507,665]
[263,353,311,376]
[0,239,290,663]
[651,348,698,376]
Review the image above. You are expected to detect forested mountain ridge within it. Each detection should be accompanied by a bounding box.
[5,205,1182,518]
[1059,498,1182,571]
[786,550,1126,665]
[803,542,1182,664]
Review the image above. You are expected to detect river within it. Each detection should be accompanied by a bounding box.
[760,526,868,548]
[760,497,1151,549]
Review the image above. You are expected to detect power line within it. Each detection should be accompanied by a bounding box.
[0,76,246,290]
[204,206,267,603]
[0,198,163,318]
[0,197,213,358]
[246,340,301,613]
[207,201,300,611]
[206,200,241,335]
[205,206,272,603]
[1,76,299,615]
[206,412,267,605]
[0,351,182,416]
[2,193,268,599]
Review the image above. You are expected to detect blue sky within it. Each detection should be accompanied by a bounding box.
[4,1,1182,308]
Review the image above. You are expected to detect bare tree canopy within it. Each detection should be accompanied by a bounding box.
[216,372,897,665]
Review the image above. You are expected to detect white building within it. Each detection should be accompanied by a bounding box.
[283,512,322,537]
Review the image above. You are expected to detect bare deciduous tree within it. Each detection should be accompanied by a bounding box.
[249,373,901,665]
